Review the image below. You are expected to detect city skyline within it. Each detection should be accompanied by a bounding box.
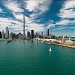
[0,0,75,37]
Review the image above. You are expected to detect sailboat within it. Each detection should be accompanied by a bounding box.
[49,47,52,52]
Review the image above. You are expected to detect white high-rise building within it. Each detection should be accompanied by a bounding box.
[9,32,12,40]
[19,33,22,39]
[1,30,5,39]
[5,27,9,39]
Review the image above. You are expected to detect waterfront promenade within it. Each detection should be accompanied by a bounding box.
[35,38,75,49]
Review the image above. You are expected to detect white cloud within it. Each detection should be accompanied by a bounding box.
[26,0,52,17]
[4,0,24,13]
[0,17,23,33]
[3,0,52,19]
[53,27,65,30]
[46,24,55,29]
[62,0,75,10]
[56,19,74,25]
[26,0,51,12]
[3,0,24,21]
[59,9,75,18]
[46,20,55,29]
[13,13,23,20]
[58,0,75,19]
[0,8,2,12]
[56,0,75,27]
[27,23,45,32]
[0,18,11,31]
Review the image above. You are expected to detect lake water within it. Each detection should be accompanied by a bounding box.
[0,40,75,75]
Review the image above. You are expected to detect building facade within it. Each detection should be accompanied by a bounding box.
[5,27,9,39]
[31,30,34,39]
[1,30,5,39]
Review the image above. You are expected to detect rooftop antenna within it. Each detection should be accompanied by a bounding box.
[23,14,25,39]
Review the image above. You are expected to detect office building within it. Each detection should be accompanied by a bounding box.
[9,32,12,40]
[31,30,34,39]
[27,31,30,38]
[0,31,2,38]
[5,27,9,39]
[19,33,22,39]
[47,29,49,36]
[1,30,5,39]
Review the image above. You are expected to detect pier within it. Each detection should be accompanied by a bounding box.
[24,40,32,47]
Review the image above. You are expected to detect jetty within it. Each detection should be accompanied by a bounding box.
[24,40,32,47]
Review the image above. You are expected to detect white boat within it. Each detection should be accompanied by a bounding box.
[49,47,52,52]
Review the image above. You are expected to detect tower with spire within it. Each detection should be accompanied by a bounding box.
[23,15,25,38]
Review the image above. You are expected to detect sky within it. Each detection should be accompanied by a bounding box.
[0,0,75,37]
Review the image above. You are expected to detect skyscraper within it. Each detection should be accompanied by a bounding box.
[27,31,30,38]
[35,32,38,38]
[42,32,43,37]
[19,33,22,39]
[5,27,9,39]
[31,30,34,39]
[1,30,5,39]
[23,15,25,38]
[9,32,12,40]
[0,31,2,38]
[47,29,49,36]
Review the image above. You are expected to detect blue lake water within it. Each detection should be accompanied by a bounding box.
[0,40,75,75]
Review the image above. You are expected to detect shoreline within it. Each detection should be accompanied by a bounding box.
[35,38,75,49]
[48,43,75,49]
[0,39,75,49]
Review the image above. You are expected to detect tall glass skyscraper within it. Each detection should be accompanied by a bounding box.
[5,27,9,39]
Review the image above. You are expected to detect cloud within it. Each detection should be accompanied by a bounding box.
[26,0,51,12]
[27,23,45,32]
[0,17,11,31]
[3,0,52,20]
[0,17,23,33]
[56,19,74,25]
[13,13,23,21]
[46,20,55,29]
[56,0,75,28]
[3,0,24,13]
[0,8,2,12]
[58,0,75,19]
[53,27,65,30]
[3,0,24,21]
[26,0,52,18]
[62,0,74,10]
[59,9,74,19]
